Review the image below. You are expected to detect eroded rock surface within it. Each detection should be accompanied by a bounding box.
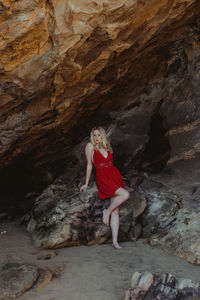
[0,261,56,299]
[26,173,146,248]
[125,272,200,300]
[0,262,38,299]
[139,178,200,265]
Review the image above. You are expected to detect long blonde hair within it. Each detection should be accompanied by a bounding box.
[90,127,113,153]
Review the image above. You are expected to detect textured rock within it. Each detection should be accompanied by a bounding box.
[0,0,200,212]
[0,262,38,299]
[125,272,200,300]
[0,261,58,299]
[26,173,146,248]
[139,179,200,264]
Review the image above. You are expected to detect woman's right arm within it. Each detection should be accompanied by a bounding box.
[80,143,93,192]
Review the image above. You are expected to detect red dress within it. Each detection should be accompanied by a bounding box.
[93,150,125,199]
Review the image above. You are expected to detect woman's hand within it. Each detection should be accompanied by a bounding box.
[80,184,88,192]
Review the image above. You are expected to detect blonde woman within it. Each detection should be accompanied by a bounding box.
[80,127,129,249]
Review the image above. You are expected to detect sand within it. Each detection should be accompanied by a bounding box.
[0,221,200,300]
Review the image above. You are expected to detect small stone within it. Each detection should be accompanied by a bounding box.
[131,272,141,288]
[35,269,53,291]
[138,271,154,291]
[176,278,199,290]
[37,250,57,260]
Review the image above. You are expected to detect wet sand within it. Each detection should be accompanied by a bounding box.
[0,222,200,300]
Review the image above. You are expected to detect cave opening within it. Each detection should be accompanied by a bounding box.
[0,155,63,218]
[135,108,171,174]
[0,158,42,218]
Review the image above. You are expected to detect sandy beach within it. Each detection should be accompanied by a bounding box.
[0,221,200,300]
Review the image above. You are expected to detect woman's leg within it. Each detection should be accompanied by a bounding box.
[110,206,122,249]
[103,188,129,225]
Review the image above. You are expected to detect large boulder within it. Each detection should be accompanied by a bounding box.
[139,178,200,264]
[26,174,146,248]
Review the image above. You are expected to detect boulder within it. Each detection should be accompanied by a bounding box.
[139,178,200,264]
[125,272,200,300]
[26,176,146,248]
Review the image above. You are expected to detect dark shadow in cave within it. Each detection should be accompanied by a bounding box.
[0,158,42,217]
[134,107,171,174]
[0,155,63,218]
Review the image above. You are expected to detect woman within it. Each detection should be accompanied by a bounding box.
[80,127,130,249]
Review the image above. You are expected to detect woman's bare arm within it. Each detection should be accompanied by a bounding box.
[80,143,93,192]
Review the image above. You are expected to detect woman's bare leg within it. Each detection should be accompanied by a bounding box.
[103,188,129,226]
[110,207,122,249]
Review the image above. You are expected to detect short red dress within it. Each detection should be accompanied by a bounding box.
[93,150,125,199]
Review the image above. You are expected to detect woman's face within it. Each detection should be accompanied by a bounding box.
[93,129,102,144]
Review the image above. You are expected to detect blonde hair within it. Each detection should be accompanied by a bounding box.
[90,127,113,153]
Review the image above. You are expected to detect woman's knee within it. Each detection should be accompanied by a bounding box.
[114,188,130,201]
[123,190,130,201]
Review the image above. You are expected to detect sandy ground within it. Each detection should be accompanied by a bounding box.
[0,222,200,300]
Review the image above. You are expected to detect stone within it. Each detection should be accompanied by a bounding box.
[0,262,39,299]
[125,272,200,300]
[137,272,154,291]
[131,272,141,288]
[36,250,57,260]
[26,174,146,248]
[34,268,53,291]
[139,178,200,264]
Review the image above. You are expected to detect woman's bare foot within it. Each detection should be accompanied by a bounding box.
[103,209,110,226]
[112,242,122,250]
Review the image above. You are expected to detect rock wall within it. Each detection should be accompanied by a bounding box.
[0,0,199,172]
[1,0,200,264]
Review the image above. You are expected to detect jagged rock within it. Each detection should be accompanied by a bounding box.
[26,176,146,248]
[125,272,200,300]
[139,179,200,264]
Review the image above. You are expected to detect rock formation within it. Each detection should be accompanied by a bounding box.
[26,159,146,248]
[0,262,54,299]
[125,271,200,300]
[0,0,200,264]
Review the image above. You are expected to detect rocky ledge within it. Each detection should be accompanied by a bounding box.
[26,174,146,248]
